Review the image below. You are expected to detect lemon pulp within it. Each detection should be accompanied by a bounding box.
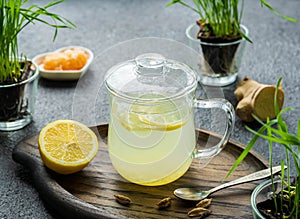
[38,120,98,174]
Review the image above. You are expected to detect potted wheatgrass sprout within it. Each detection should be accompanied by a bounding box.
[228,78,299,218]
[0,0,75,131]
[166,0,297,86]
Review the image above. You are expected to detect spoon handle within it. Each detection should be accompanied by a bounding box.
[209,165,284,194]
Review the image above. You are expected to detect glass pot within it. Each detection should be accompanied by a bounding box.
[0,60,39,131]
[251,178,290,219]
[186,23,248,86]
[105,53,235,186]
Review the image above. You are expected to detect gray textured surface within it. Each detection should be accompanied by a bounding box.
[0,0,299,218]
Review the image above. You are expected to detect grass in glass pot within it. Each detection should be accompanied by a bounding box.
[166,0,297,86]
[228,78,299,218]
[0,0,75,131]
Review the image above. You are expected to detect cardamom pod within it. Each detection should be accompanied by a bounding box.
[114,194,131,206]
[195,198,212,208]
[156,197,172,209]
[188,207,212,218]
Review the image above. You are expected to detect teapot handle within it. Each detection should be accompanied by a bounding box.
[193,98,235,159]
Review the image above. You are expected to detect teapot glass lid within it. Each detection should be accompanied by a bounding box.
[105,53,197,101]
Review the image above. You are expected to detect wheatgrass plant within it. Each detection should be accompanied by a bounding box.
[167,0,297,41]
[228,78,299,218]
[0,0,75,83]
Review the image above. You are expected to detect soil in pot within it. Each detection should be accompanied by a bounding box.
[197,20,243,75]
[256,177,299,219]
[0,61,34,122]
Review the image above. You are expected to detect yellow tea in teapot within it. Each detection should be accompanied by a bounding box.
[108,98,196,186]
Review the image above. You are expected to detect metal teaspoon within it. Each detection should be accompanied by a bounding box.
[174,165,285,201]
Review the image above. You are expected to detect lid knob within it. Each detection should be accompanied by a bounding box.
[135,53,166,76]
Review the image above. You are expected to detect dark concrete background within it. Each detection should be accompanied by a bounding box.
[0,0,299,218]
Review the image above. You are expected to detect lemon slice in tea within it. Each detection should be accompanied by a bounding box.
[38,120,98,174]
[138,107,188,131]
[119,99,188,131]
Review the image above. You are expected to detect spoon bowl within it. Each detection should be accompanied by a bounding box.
[174,188,210,201]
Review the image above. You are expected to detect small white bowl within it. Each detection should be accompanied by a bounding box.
[32,46,94,80]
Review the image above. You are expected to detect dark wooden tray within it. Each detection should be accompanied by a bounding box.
[13,124,268,219]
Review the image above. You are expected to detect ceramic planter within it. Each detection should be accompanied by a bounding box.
[0,61,39,131]
[186,24,248,86]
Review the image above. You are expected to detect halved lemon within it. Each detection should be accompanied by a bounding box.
[38,120,98,174]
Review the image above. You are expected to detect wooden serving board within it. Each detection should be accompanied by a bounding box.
[13,124,268,219]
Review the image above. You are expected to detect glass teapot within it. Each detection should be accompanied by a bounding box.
[105,53,234,186]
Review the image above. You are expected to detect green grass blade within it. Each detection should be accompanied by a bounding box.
[298,120,300,138]
[166,0,200,16]
[260,0,297,22]
[226,124,267,178]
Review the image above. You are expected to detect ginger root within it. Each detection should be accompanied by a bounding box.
[234,77,284,122]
